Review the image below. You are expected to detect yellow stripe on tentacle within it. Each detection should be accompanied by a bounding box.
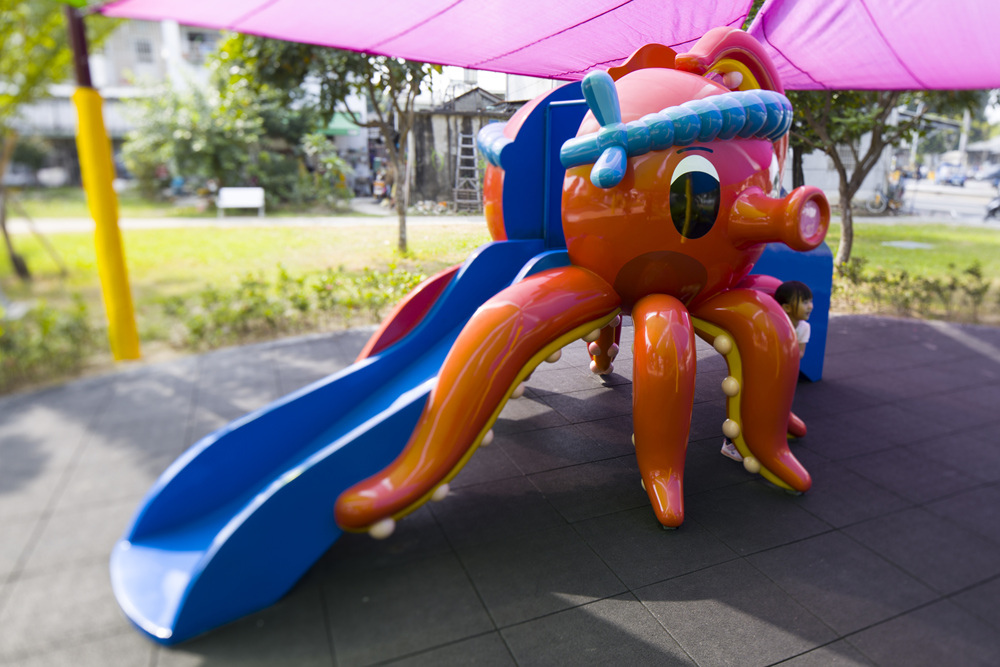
[335,266,622,535]
[692,316,798,492]
[384,312,620,527]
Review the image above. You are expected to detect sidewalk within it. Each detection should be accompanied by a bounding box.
[1,315,999,665]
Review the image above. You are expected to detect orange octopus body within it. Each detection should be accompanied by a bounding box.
[335,28,830,535]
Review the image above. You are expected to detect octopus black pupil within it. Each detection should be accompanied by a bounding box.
[670,172,720,239]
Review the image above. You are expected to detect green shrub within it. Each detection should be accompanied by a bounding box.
[169,264,425,350]
[0,297,98,392]
[833,259,998,323]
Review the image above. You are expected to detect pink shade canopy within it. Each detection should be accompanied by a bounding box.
[101,0,1000,90]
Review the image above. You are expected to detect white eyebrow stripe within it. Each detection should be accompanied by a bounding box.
[670,154,718,185]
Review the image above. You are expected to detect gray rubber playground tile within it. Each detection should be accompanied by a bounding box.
[637,558,837,666]
[843,507,1000,595]
[846,599,1000,667]
[746,531,937,635]
[322,551,493,666]
[381,632,515,666]
[455,522,625,627]
[501,593,694,666]
[1,315,999,666]
[574,506,737,590]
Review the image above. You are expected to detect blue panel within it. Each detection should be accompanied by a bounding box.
[544,97,588,249]
[501,82,584,242]
[752,242,834,382]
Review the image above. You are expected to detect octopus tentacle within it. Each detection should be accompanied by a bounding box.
[334,266,621,532]
[587,316,622,374]
[632,294,697,528]
[787,411,807,439]
[691,288,811,493]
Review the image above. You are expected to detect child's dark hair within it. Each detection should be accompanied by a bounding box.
[774,280,812,309]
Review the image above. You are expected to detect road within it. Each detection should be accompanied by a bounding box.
[899,178,997,223]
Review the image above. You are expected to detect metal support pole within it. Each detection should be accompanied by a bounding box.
[65,6,140,360]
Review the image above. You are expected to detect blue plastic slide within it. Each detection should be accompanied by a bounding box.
[110,239,569,644]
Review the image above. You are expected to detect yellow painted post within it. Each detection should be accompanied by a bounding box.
[72,87,141,360]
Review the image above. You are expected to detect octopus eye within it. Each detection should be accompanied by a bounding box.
[669,154,720,239]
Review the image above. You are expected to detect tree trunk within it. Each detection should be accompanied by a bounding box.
[835,186,854,267]
[396,192,407,254]
[0,132,31,280]
[0,188,31,281]
[791,145,805,189]
[393,153,408,254]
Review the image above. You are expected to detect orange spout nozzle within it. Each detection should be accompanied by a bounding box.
[728,186,830,252]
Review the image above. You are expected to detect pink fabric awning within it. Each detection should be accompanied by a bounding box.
[100,0,1000,90]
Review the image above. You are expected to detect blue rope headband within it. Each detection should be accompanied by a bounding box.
[476,70,793,190]
[561,71,792,188]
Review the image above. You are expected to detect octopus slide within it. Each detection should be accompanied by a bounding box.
[113,27,835,647]
[109,238,569,645]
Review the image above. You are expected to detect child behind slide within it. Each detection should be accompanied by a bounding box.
[720,280,813,462]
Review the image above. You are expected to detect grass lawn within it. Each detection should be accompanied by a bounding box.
[1,223,492,305]
[825,219,1000,276]
[2,217,997,392]
[12,186,212,218]
[4,219,998,309]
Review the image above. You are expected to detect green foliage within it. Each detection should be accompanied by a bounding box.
[0,2,116,156]
[121,77,266,197]
[11,136,51,171]
[168,264,425,349]
[0,296,97,393]
[299,131,354,207]
[122,76,354,208]
[960,261,991,323]
[834,259,998,324]
[217,33,441,251]
[787,89,985,266]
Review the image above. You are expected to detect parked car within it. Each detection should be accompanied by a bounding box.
[936,164,966,187]
[1,163,37,187]
[976,165,1000,187]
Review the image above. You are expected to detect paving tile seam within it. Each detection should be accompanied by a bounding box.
[15,553,114,581]
[732,530,1000,666]
[0,626,138,665]
[486,590,639,633]
[630,597,700,666]
[0,389,117,619]
[766,637,871,666]
[364,630,511,667]
[439,473,644,638]
[315,583,340,667]
[901,482,1000,547]
[872,380,1000,405]
[836,596,981,667]
[424,501,504,637]
[513,451,634,482]
[941,572,1000,630]
[837,507,1000,598]
[739,532,913,646]
[892,417,1000,450]
[524,467,650,525]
